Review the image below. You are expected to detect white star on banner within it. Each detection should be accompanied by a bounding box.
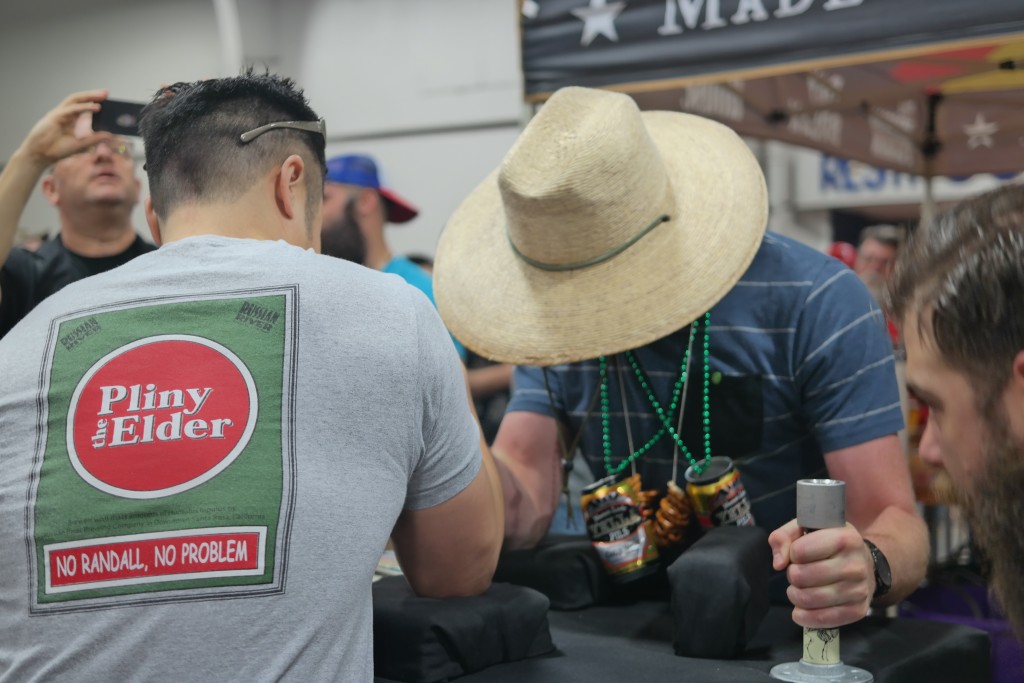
[571,0,626,47]
[522,0,539,19]
[964,113,998,150]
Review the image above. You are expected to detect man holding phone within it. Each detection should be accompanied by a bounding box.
[0,90,154,338]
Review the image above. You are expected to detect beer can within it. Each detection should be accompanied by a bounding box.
[580,475,660,583]
[684,456,755,529]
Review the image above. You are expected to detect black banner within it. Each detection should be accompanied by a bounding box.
[520,0,1024,176]
[522,0,1024,97]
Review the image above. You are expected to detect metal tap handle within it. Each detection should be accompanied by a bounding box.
[796,478,846,530]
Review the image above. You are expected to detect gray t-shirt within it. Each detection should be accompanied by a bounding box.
[0,236,481,682]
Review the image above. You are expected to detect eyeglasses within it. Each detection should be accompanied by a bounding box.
[239,118,326,143]
[75,140,134,159]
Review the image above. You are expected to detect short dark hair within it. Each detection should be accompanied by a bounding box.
[139,68,326,230]
[887,184,1024,408]
[405,253,434,268]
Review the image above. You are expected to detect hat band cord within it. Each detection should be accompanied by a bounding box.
[507,214,670,272]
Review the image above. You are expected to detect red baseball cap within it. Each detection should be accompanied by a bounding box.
[325,154,419,224]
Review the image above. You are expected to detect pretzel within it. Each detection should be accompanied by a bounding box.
[625,474,660,519]
[649,480,692,548]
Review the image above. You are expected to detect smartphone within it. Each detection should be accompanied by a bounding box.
[93,99,145,136]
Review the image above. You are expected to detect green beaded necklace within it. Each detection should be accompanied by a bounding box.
[598,312,713,478]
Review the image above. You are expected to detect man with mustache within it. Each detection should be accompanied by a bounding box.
[887,183,1024,638]
[0,91,154,338]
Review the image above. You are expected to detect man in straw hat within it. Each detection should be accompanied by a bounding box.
[887,183,1024,638]
[433,86,927,628]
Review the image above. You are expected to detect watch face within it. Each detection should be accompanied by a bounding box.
[867,540,892,596]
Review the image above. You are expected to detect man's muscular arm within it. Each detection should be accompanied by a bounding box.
[489,411,565,549]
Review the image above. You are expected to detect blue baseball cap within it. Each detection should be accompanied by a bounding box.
[324,154,418,224]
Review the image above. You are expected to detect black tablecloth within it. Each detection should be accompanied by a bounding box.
[377,599,991,683]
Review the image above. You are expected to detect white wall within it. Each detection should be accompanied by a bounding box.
[294,0,524,257]
[0,0,524,257]
[297,0,522,138]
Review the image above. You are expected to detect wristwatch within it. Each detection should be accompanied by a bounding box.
[864,539,892,599]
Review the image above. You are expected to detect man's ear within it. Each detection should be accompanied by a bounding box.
[1011,350,1024,389]
[1005,350,1024,439]
[145,196,163,245]
[274,154,306,221]
[41,174,59,207]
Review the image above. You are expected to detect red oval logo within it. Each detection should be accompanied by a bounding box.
[68,336,257,499]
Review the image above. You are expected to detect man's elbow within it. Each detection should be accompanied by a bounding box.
[408,567,495,599]
[503,514,552,551]
[406,542,500,599]
[499,481,555,550]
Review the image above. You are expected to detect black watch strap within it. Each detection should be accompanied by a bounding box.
[864,539,892,599]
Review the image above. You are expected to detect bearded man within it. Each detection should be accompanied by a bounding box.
[887,183,1024,638]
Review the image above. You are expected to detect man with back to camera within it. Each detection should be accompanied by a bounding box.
[887,183,1024,639]
[0,90,155,338]
[432,86,928,629]
[0,71,502,682]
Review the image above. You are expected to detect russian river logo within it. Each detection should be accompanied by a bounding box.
[67,335,258,498]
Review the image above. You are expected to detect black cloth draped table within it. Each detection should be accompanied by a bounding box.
[374,532,991,683]
[377,598,990,683]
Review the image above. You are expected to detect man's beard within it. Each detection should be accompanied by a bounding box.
[955,405,1024,640]
[320,198,366,265]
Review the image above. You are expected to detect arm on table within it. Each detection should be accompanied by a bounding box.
[489,411,565,550]
[391,368,504,598]
[769,434,929,628]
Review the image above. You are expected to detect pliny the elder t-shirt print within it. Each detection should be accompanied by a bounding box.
[28,288,297,613]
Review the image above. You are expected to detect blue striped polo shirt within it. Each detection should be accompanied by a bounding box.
[508,232,903,536]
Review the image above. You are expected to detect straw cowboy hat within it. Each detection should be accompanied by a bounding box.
[434,86,768,366]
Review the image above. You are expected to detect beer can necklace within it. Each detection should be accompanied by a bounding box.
[598,311,713,480]
[599,312,755,532]
[577,314,708,563]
